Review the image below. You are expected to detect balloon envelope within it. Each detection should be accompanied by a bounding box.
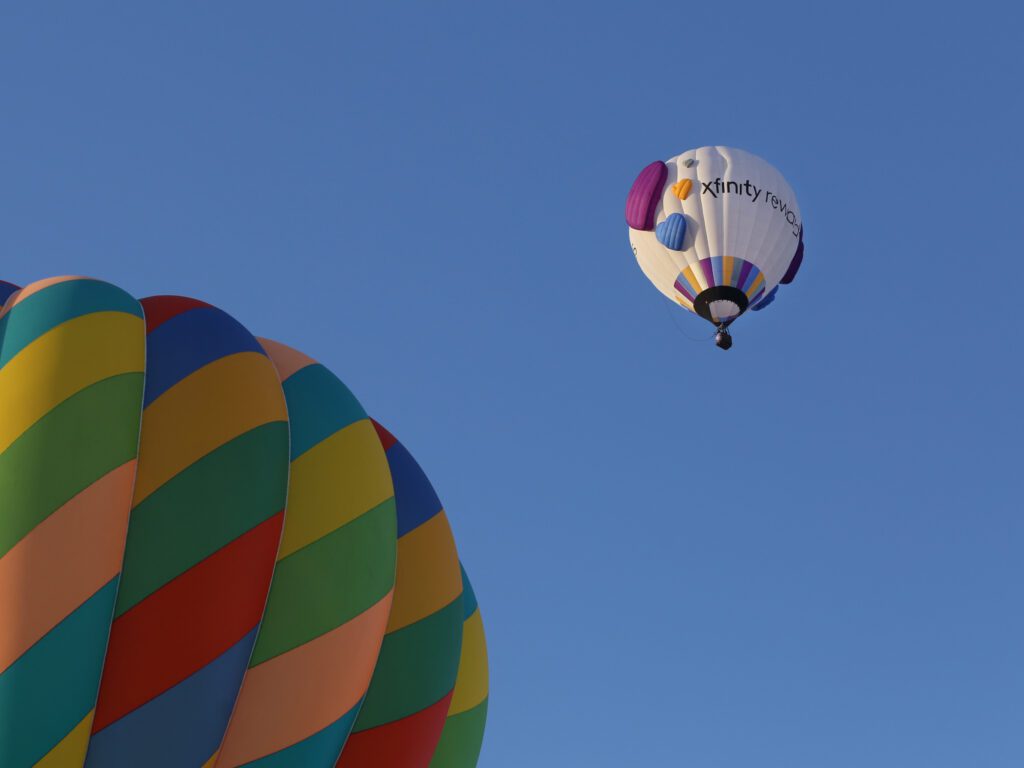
[627,146,803,327]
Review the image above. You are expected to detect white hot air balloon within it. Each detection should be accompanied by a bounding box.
[626,146,804,349]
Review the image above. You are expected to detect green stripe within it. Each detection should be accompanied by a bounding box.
[114,422,290,616]
[282,364,367,460]
[354,595,464,732]
[0,579,119,767]
[0,373,144,558]
[249,498,397,666]
[428,699,488,768]
[0,279,142,369]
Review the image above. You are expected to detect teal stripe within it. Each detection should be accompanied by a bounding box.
[281,365,367,460]
[240,702,362,768]
[0,279,142,368]
[459,565,478,620]
[0,579,119,767]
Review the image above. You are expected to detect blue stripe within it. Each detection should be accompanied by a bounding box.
[741,265,759,294]
[387,440,443,538]
[143,306,264,406]
[0,580,119,768]
[0,281,19,304]
[84,629,258,768]
[240,702,362,768]
[281,364,367,460]
[0,280,142,369]
[711,255,723,287]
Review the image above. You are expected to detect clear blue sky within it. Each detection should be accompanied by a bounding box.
[2,3,1022,766]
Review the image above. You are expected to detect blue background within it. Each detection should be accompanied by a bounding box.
[2,3,1022,766]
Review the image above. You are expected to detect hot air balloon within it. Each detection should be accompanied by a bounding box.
[626,146,805,349]
[0,276,487,768]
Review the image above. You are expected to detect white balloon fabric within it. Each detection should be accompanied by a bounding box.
[627,146,803,328]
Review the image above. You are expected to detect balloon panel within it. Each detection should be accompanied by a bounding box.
[428,565,488,768]
[0,278,146,767]
[215,340,396,768]
[84,297,289,768]
[337,423,463,768]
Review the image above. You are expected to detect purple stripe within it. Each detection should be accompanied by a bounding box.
[736,261,753,292]
[781,239,804,284]
[673,279,694,301]
[700,259,716,288]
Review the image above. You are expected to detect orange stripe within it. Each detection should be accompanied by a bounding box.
[216,593,393,768]
[258,338,317,382]
[387,511,461,632]
[0,276,88,319]
[0,461,136,674]
[132,353,287,504]
[745,272,765,299]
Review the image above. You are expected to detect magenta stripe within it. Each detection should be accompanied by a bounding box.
[736,261,753,292]
[673,279,694,301]
[700,259,716,288]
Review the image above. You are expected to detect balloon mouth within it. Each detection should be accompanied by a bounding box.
[693,286,748,325]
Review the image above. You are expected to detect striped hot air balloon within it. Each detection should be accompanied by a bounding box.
[0,276,488,768]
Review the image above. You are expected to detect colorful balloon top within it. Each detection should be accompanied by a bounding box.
[0,276,487,768]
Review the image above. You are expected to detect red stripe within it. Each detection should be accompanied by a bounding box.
[141,295,214,333]
[336,692,453,768]
[92,512,284,732]
[371,419,397,451]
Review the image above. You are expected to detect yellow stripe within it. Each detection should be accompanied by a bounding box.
[201,750,220,768]
[683,265,703,294]
[674,296,693,311]
[277,419,393,560]
[745,272,765,299]
[387,511,461,633]
[0,312,145,455]
[723,256,735,286]
[33,710,94,767]
[448,610,489,716]
[132,352,287,504]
